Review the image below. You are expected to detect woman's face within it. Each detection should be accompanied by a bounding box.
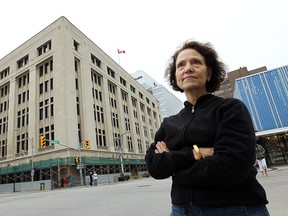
[175,48,211,95]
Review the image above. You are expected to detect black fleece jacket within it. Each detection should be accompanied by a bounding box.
[145,94,268,206]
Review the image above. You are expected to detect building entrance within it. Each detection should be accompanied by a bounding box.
[258,133,288,165]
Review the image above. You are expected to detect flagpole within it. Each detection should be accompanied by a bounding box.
[117,48,120,65]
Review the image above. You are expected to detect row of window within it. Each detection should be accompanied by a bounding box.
[88,48,155,108]
[89,69,155,149]
[16,40,52,72]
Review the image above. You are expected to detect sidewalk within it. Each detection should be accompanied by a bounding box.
[256,164,288,216]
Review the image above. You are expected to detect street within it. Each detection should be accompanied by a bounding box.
[0,177,171,216]
[0,166,287,216]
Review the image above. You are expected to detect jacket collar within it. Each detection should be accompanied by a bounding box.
[184,94,214,110]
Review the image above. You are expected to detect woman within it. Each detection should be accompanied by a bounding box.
[93,171,98,186]
[256,144,268,177]
[145,40,269,215]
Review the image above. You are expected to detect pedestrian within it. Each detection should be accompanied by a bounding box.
[93,171,98,186]
[89,172,93,186]
[68,174,72,188]
[256,144,268,177]
[145,40,270,215]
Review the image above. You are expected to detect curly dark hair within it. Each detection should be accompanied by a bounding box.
[164,40,226,93]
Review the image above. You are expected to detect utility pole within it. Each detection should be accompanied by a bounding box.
[30,137,34,191]
[14,129,34,191]
[116,131,130,174]
[77,136,84,186]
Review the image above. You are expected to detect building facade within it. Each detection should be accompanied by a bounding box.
[0,17,161,188]
[234,65,288,164]
[131,70,183,119]
[214,66,267,99]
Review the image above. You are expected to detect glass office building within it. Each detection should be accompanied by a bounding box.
[234,65,288,164]
[131,70,183,119]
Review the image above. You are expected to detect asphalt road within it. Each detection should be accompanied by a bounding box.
[0,165,287,216]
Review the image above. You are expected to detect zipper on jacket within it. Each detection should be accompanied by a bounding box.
[180,106,195,146]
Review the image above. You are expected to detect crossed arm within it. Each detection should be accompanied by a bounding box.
[154,141,214,160]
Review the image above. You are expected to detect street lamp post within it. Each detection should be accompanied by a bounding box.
[116,131,130,174]
[13,149,26,192]
[77,137,84,186]
[14,129,34,191]
[28,137,34,191]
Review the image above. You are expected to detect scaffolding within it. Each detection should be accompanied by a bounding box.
[0,156,147,189]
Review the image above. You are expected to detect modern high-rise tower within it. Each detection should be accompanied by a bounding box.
[131,70,183,119]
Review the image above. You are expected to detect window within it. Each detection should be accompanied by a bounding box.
[0,67,9,80]
[94,105,104,123]
[39,97,54,120]
[73,40,79,51]
[125,118,131,131]
[121,91,127,101]
[130,85,135,93]
[127,136,133,151]
[137,139,143,153]
[147,107,151,116]
[17,109,28,128]
[93,89,102,101]
[95,128,106,147]
[74,58,80,72]
[91,70,102,86]
[110,98,117,108]
[39,59,53,77]
[133,110,138,119]
[111,113,119,128]
[37,40,52,56]
[131,97,137,107]
[75,78,78,89]
[123,105,128,114]
[107,67,115,78]
[135,123,140,134]
[120,77,126,86]
[146,97,150,104]
[17,55,29,69]
[140,103,145,111]
[108,83,116,95]
[76,97,80,116]
[39,124,54,148]
[91,54,101,68]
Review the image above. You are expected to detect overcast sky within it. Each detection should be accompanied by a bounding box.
[1,0,287,102]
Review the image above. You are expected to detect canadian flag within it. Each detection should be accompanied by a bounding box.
[118,49,126,54]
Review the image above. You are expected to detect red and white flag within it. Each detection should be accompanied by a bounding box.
[117,49,126,54]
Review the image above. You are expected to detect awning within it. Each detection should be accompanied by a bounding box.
[256,127,288,137]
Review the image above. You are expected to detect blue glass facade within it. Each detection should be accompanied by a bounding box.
[234,65,288,131]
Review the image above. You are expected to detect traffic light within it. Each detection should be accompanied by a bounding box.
[40,136,46,148]
[85,138,91,150]
[74,156,79,165]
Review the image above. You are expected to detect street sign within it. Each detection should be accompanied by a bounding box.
[77,164,84,170]
[51,140,60,144]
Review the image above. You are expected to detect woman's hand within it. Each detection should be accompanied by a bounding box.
[199,147,214,158]
[193,145,214,160]
[154,141,214,160]
[155,141,169,153]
